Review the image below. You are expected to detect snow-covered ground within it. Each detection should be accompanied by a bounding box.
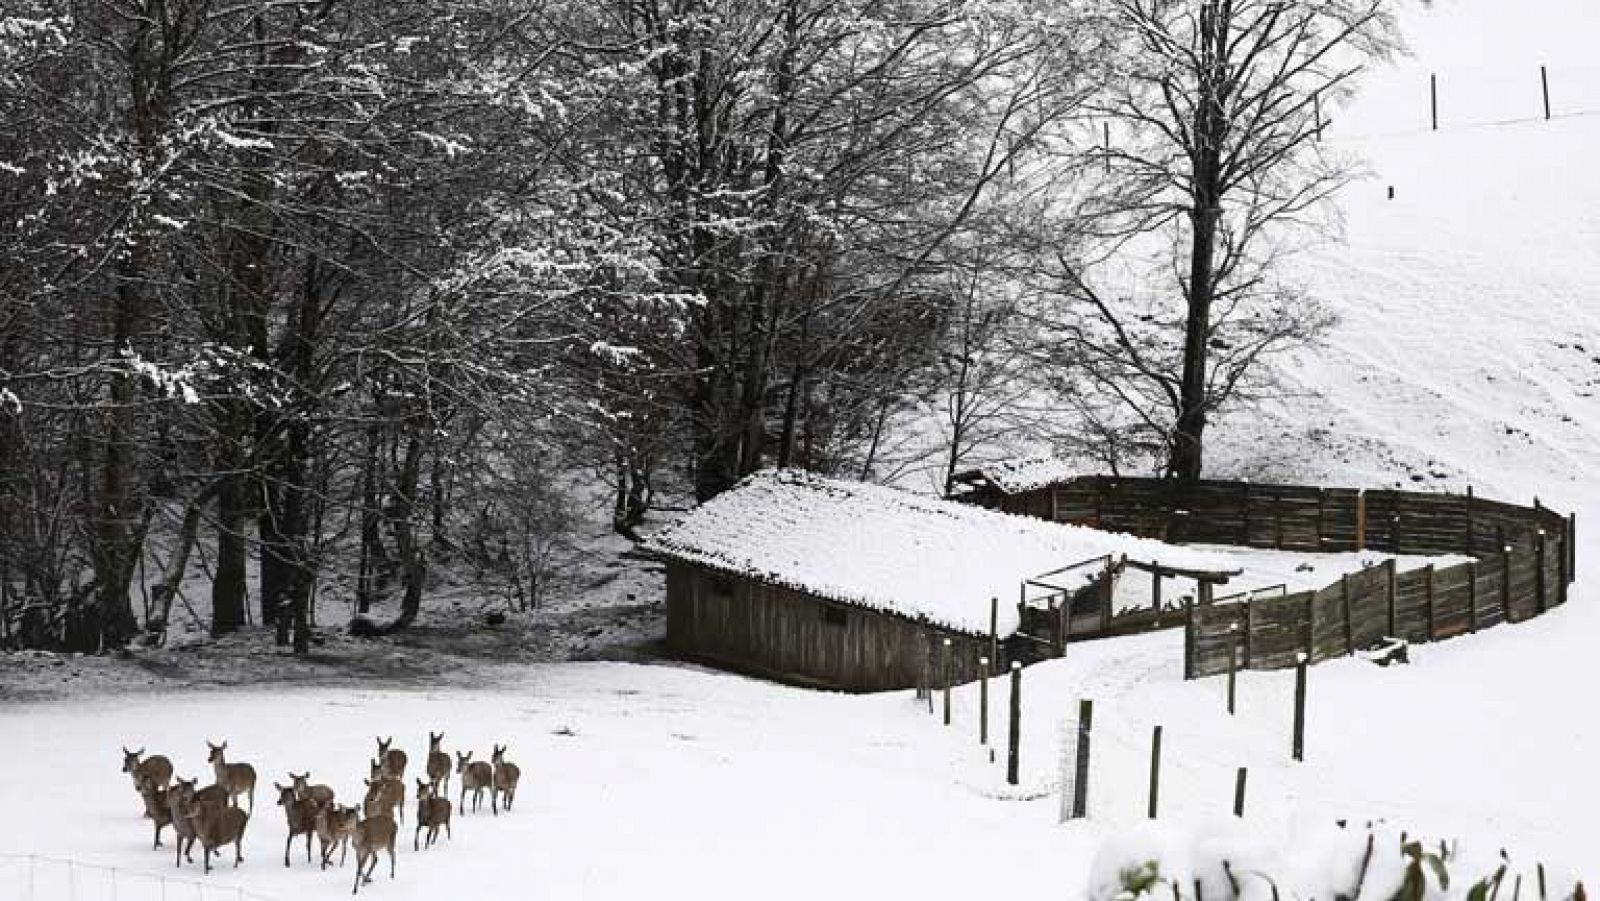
[5,0,1600,897]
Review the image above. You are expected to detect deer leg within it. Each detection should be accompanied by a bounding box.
[352,855,362,895]
[414,823,422,852]
[388,844,395,879]
[285,833,293,867]
[234,838,243,868]
[204,846,213,874]
[306,831,313,862]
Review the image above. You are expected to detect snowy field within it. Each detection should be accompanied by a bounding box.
[6,0,1600,897]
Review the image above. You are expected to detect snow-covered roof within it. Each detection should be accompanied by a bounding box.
[954,456,1079,494]
[647,470,1238,636]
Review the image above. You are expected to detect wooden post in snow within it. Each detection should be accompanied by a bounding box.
[1542,65,1552,120]
[942,638,953,726]
[1234,767,1248,817]
[1341,573,1354,655]
[1424,564,1437,640]
[1006,662,1022,786]
[1431,73,1439,130]
[1536,530,1548,615]
[989,597,999,665]
[1071,699,1093,818]
[1386,558,1398,638]
[1226,623,1238,715]
[979,657,990,746]
[1147,725,1163,819]
[1292,653,1308,762]
[1503,541,1514,623]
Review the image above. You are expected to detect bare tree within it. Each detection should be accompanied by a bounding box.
[1040,0,1398,479]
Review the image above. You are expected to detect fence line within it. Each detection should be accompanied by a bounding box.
[0,852,276,901]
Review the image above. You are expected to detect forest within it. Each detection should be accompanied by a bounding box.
[0,0,1395,652]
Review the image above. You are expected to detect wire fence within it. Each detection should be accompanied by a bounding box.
[0,853,276,901]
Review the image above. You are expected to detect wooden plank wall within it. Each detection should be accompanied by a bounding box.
[666,562,998,692]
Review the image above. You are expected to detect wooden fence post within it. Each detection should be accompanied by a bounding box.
[1243,601,1254,668]
[1465,485,1475,555]
[1100,558,1114,633]
[1502,542,1514,623]
[1467,560,1479,633]
[989,597,999,666]
[1542,65,1552,120]
[1240,482,1252,545]
[1303,591,1316,659]
[1071,698,1093,818]
[1233,767,1247,817]
[1386,559,1398,638]
[1226,623,1238,715]
[1151,569,1162,614]
[979,657,990,745]
[1424,564,1436,640]
[1057,601,1069,655]
[1183,600,1195,681]
[1316,487,1326,548]
[1147,725,1162,819]
[1356,491,1368,550]
[1292,654,1308,762]
[1569,512,1577,584]
[1007,661,1022,786]
[1341,573,1354,655]
[1431,72,1438,130]
[1535,530,1548,615]
[942,638,953,726]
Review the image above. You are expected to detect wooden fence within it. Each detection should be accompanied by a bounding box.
[1167,483,1575,679]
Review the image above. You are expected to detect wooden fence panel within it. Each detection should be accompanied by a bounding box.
[1431,562,1474,639]
[1347,563,1391,649]
[1392,567,1432,642]
[1473,556,1506,629]
[1189,602,1247,679]
[1507,551,1539,622]
[1319,488,1363,552]
[1393,492,1473,556]
[1310,582,1348,662]
[1249,591,1312,670]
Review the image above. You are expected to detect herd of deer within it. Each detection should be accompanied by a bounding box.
[119,733,523,895]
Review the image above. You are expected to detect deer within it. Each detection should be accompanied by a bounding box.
[375,737,407,781]
[166,779,202,867]
[138,783,172,850]
[177,785,249,873]
[363,765,405,825]
[122,747,174,795]
[351,813,397,895]
[315,802,360,871]
[424,732,450,794]
[412,779,452,851]
[455,751,493,814]
[275,783,320,867]
[289,771,335,807]
[205,741,257,813]
[490,744,521,816]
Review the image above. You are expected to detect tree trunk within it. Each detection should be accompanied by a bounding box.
[211,473,248,636]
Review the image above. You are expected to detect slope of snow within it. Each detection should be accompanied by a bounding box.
[647,469,1237,635]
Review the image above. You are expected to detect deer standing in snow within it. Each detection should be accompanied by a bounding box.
[205,741,256,812]
[490,744,521,815]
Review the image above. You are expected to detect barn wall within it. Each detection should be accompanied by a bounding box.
[664,562,997,692]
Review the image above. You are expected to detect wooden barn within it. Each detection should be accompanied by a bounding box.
[648,470,1236,692]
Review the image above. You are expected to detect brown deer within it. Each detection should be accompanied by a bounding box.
[375,737,407,781]
[455,751,493,814]
[424,732,450,794]
[351,813,397,895]
[275,783,320,867]
[205,741,256,812]
[363,766,405,825]
[490,744,521,816]
[166,779,202,867]
[122,747,173,794]
[178,786,249,873]
[315,802,360,871]
[412,779,452,851]
[138,783,172,850]
[289,771,335,806]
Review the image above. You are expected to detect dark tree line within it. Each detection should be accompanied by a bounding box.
[0,0,1397,653]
